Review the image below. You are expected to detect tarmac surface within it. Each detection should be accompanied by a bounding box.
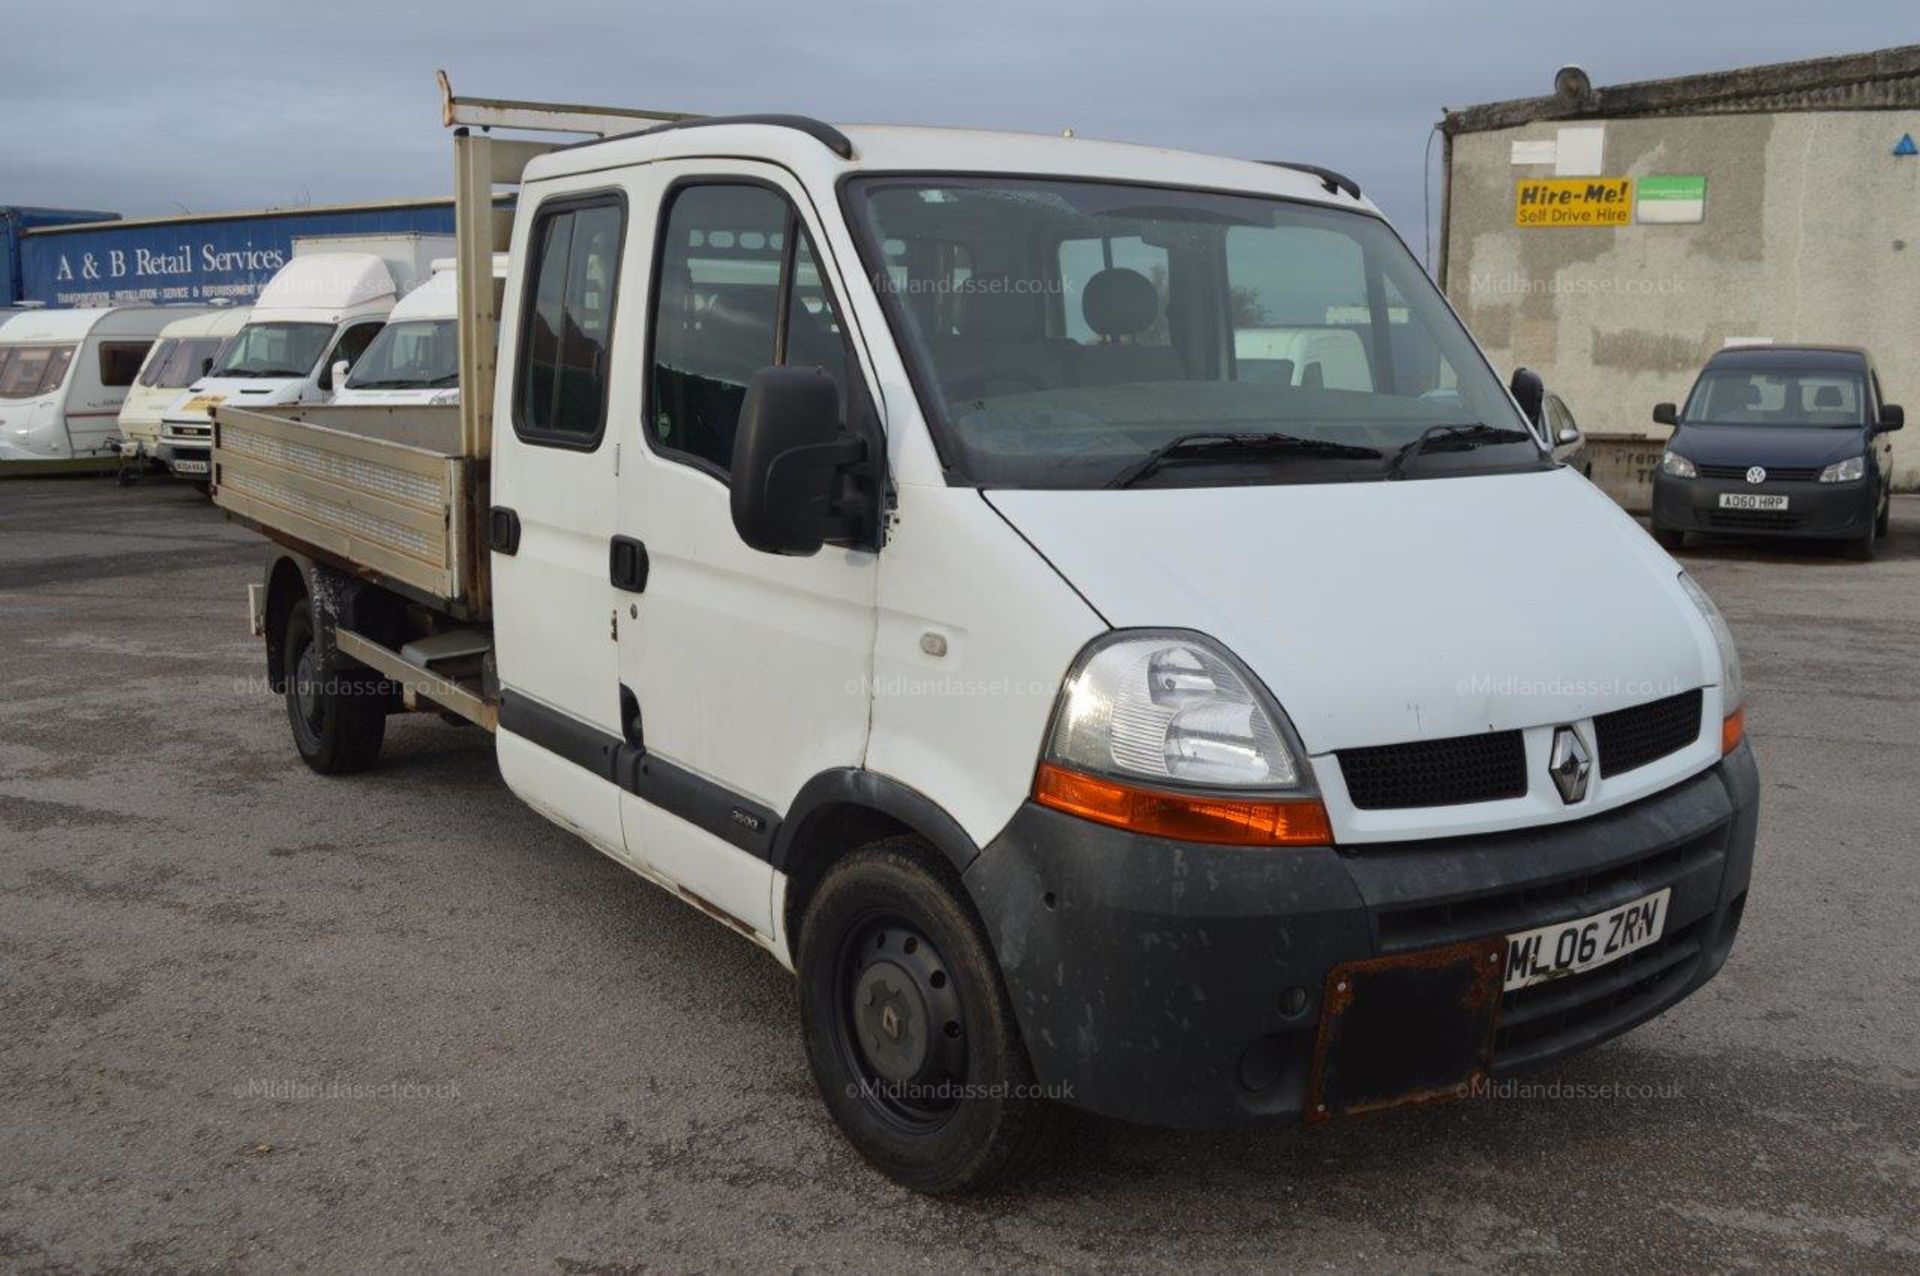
[2,476,1916,1272]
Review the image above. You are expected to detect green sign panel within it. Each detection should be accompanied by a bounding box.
[1636,175,1707,224]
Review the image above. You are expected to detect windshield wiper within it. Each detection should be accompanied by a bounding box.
[1385,423,1537,481]
[1108,431,1383,489]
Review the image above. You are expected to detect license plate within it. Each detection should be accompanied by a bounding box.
[1719,492,1788,511]
[180,394,224,413]
[1503,888,1669,992]
[172,459,210,476]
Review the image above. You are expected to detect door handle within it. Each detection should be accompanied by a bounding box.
[489,506,521,555]
[609,535,649,592]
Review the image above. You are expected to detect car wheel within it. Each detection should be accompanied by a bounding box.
[797,837,1056,1194]
[1876,487,1891,538]
[1653,527,1685,551]
[281,597,388,774]
[1845,522,1878,562]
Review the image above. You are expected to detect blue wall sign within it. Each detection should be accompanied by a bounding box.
[19,202,457,307]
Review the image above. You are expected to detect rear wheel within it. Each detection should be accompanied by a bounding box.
[1652,526,1685,551]
[797,837,1055,1194]
[281,597,387,774]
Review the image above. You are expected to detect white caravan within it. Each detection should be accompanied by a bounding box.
[157,236,450,478]
[331,255,506,407]
[0,305,198,472]
[213,88,1759,1194]
[117,305,252,471]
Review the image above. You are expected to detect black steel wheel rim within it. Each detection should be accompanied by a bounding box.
[832,910,968,1132]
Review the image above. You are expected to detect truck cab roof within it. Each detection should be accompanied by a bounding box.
[523,121,1381,218]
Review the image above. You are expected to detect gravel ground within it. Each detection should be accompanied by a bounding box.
[1,476,1915,1272]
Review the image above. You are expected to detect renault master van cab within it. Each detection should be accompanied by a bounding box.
[331,255,506,407]
[117,304,251,475]
[0,305,191,472]
[213,91,1759,1194]
[158,237,449,478]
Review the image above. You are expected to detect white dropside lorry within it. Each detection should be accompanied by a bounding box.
[212,76,1759,1193]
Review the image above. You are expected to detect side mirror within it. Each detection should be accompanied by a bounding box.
[200,356,215,376]
[1879,404,1904,432]
[330,359,350,390]
[1509,367,1544,427]
[1556,425,1582,447]
[731,365,873,556]
[1652,402,1679,427]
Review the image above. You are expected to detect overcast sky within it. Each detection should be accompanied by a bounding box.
[2,1,1904,259]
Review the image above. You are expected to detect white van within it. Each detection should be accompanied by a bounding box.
[216,98,1759,1194]
[157,239,449,478]
[330,255,505,407]
[0,305,195,472]
[117,305,252,471]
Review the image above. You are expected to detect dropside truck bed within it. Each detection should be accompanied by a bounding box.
[211,401,497,729]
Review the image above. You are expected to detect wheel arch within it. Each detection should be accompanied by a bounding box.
[261,553,312,692]
[774,769,984,959]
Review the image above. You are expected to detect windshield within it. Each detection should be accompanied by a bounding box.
[211,322,334,379]
[0,344,77,400]
[848,177,1537,488]
[139,336,228,389]
[343,319,457,390]
[1682,367,1867,427]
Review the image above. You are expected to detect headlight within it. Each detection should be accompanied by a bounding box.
[1819,455,1865,483]
[1660,451,1696,479]
[1035,631,1330,846]
[1046,631,1306,790]
[1677,571,1742,714]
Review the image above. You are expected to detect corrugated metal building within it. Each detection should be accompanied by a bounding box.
[1439,45,1920,504]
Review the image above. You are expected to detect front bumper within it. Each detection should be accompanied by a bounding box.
[157,441,212,477]
[964,741,1759,1128]
[1652,472,1872,540]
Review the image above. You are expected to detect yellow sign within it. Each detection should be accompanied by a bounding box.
[1515,177,1634,227]
[180,394,226,413]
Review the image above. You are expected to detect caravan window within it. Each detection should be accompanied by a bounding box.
[98,341,154,388]
[0,345,77,399]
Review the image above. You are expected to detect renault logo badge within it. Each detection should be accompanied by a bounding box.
[1746,465,1767,485]
[1549,727,1591,804]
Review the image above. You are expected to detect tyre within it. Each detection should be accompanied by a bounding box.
[1845,522,1877,562]
[1876,487,1891,538]
[281,597,387,774]
[797,837,1056,1194]
[1652,526,1685,551]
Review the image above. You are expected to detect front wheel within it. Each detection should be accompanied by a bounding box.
[1876,486,1891,538]
[1845,522,1878,562]
[797,838,1056,1194]
[281,597,387,774]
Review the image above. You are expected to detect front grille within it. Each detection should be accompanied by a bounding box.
[1494,914,1708,1064]
[1375,822,1724,953]
[1367,813,1730,1071]
[1707,510,1799,530]
[1338,730,1527,810]
[1593,689,1703,778]
[1698,463,1819,481]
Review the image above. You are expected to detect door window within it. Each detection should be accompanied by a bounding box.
[514,195,626,447]
[648,182,859,476]
[319,323,383,391]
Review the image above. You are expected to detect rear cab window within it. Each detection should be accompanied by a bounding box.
[513,194,626,448]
